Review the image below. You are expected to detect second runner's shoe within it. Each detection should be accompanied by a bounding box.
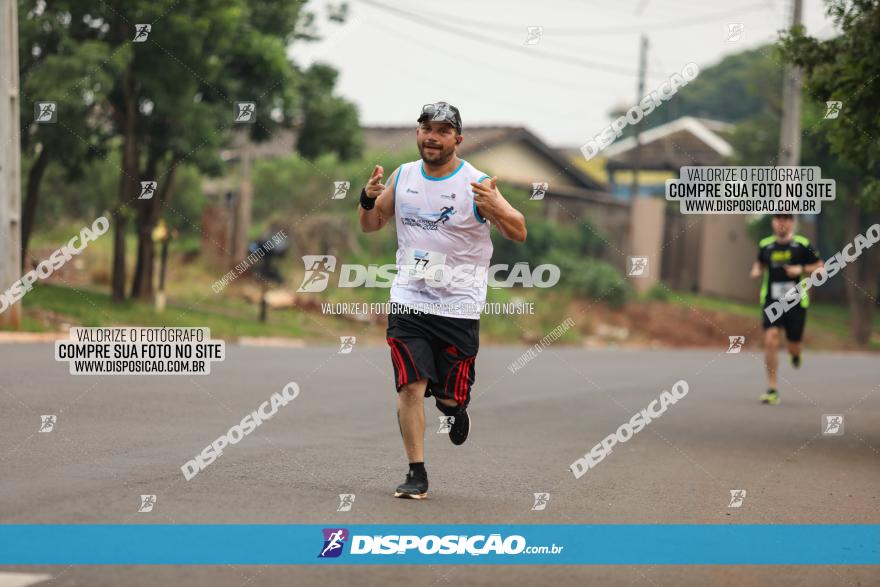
[760,389,780,405]
[791,354,801,369]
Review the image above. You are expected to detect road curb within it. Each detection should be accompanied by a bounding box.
[0,331,68,343]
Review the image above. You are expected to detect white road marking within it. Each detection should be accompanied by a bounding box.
[0,573,52,587]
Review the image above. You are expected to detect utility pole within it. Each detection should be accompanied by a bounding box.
[0,0,22,329]
[627,34,661,297]
[629,34,648,200]
[778,0,803,166]
[232,133,253,263]
[778,0,812,244]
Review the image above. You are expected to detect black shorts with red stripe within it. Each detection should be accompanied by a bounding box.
[386,309,479,408]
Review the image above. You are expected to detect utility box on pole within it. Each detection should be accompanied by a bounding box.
[0,0,22,329]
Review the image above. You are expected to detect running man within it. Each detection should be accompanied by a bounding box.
[301,257,333,290]
[139,182,156,200]
[358,101,527,499]
[38,415,56,432]
[824,415,843,434]
[750,213,823,405]
[320,530,345,557]
[434,206,455,224]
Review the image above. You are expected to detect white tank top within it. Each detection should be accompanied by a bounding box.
[390,159,493,319]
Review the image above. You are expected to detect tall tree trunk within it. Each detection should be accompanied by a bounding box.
[113,71,139,302]
[842,191,879,346]
[143,165,178,297]
[131,149,162,299]
[20,144,50,271]
[131,155,179,300]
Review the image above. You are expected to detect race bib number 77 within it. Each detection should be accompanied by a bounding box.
[400,248,447,280]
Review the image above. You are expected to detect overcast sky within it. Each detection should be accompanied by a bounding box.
[292,0,838,148]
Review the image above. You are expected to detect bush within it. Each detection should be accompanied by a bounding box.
[546,252,630,308]
[645,283,670,301]
[490,216,607,267]
[251,150,418,224]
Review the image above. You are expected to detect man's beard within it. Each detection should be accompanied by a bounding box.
[418,142,455,165]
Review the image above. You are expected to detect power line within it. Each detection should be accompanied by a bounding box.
[355,0,641,77]
[355,15,610,123]
[358,0,771,37]
[357,14,633,97]
[550,1,773,35]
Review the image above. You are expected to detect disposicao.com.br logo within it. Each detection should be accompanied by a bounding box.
[317,528,564,558]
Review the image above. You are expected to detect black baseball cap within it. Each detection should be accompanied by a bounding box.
[417,101,462,134]
[772,213,794,219]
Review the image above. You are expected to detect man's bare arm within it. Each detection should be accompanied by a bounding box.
[750,261,763,279]
[806,260,824,272]
[470,176,527,242]
[784,259,824,278]
[359,165,397,233]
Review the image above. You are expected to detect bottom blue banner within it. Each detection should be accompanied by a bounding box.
[1,524,878,565]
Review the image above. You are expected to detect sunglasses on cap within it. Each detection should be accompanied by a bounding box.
[417,102,462,134]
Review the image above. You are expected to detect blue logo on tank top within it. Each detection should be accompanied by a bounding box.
[400,203,456,230]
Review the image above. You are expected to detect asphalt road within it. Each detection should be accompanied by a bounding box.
[1,342,879,586]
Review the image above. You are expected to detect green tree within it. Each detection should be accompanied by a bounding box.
[19,1,359,301]
[296,63,362,161]
[780,0,880,345]
[17,2,115,269]
[614,47,785,134]
[100,0,306,300]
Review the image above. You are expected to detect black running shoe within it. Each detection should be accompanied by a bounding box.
[437,401,470,446]
[791,354,801,369]
[394,469,428,499]
[448,408,470,446]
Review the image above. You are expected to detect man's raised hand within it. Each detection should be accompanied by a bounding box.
[365,165,385,198]
[471,175,500,215]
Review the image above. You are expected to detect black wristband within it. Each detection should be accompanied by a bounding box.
[359,188,376,210]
